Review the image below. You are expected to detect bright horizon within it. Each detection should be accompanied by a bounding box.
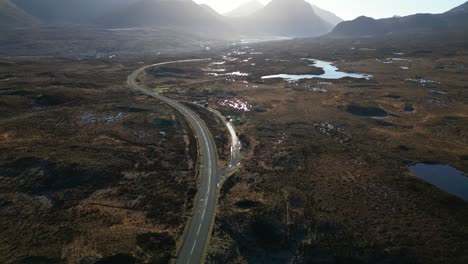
[194,0,467,20]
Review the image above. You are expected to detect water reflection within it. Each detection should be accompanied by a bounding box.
[410,163,468,201]
[262,59,372,82]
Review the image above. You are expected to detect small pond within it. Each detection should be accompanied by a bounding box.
[153,118,176,126]
[410,163,468,201]
[261,59,372,82]
[346,105,389,117]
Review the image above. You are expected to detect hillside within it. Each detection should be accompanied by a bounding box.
[200,3,224,20]
[99,0,232,36]
[0,0,39,27]
[331,1,468,37]
[448,1,468,12]
[311,4,343,26]
[13,0,139,25]
[241,0,333,37]
[6,0,340,38]
[224,0,264,17]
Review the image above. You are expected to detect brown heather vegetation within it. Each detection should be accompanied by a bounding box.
[0,58,199,263]
[0,30,467,264]
[137,33,468,264]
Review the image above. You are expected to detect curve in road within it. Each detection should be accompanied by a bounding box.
[127,59,218,264]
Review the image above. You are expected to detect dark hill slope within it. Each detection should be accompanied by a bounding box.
[331,1,468,37]
[14,0,139,25]
[240,0,333,37]
[98,0,232,36]
[0,0,39,27]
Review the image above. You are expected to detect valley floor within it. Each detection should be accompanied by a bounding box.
[138,33,468,264]
[0,58,199,263]
[0,31,467,264]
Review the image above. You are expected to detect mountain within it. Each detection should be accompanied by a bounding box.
[13,0,139,25]
[5,0,339,38]
[332,14,448,37]
[331,1,468,37]
[241,0,333,37]
[225,0,342,26]
[443,1,468,29]
[200,3,224,20]
[448,1,468,13]
[99,0,232,36]
[13,0,231,34]
[0,0,39,27]
[331,16,387,37]
[224,0,264,17]
[311,4,343,26]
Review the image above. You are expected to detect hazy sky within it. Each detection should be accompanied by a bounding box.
[194,0,467,20]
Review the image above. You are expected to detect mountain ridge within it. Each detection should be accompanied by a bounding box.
[98,0,233,37]
[13,0,140,25]
[311,4,343,26]
[224,0,264,17]
[0,0,39,27]
[331,1,468,37]
[239,0,333,37]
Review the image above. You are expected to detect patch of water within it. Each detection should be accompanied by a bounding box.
[261,59,372,82]
[410,163,468,201]
[203,68,226,72]
[0,77,16,82]
[219,99,252,112]
[406,78,440,84]
[426,98,448,108]
[153,118,176,126]
[388,58,412,61]
[222,56,239,62]
[210,61,226,66]
[346,105,389,117]
[429,90,448,95]
[404,104,415,112]
[231,51,247,55]
[80,113,126,124]
[306,87,328,93]
[208,71,249,77]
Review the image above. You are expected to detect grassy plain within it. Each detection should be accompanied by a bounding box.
[139,32,468,264]
[0,58,200,263]
[1,30,467,264]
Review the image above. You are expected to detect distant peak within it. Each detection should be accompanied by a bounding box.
[224,0,264,17]
[355,16,376,21]
[447,1,468,13]
[270,0,305,3]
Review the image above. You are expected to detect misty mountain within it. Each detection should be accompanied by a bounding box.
[331,1,468,37]
[200,3,224,20]
[331,16,387,37]
[14,0,139,25]
[224,0,342,27]
[448,1,468,13]
[240,0,333,37]
[224,0,264,18]
[331,14,448,37]
[0,0,38,27]
[99,0,232,36]
[311,4,343,26]
[4,0,339,38]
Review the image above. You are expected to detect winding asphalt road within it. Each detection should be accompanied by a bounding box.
[127,59,235,264]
